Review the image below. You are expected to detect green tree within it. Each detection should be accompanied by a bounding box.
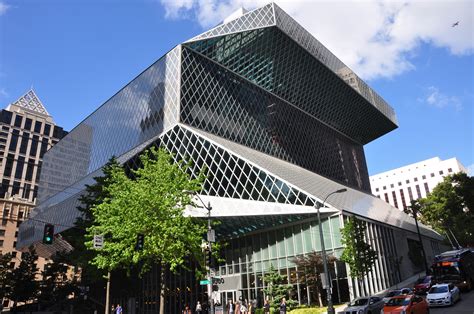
[86,147,206,314]
[37,252,79,310]
[340,217,378,295]
[416,173,474,247]
[292,252,337,307]
[261,264,297,311]
[6,247,39,311]
[0,253,13,301]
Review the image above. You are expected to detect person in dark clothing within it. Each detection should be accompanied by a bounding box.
[279,298,286,314]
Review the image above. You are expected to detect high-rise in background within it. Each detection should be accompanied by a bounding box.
[0,90,67,309]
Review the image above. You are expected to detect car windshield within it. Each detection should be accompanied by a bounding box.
[350,298,368,306]
[416,277,431,284]
[385,291,401,297]
[429,286,448,293]
[386,297,410,306]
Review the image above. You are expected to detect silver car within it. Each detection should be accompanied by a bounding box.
[342,296,384,314]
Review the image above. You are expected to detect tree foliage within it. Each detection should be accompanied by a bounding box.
[86,147,206,272]
[0,253,13,300]
[291,252,337,307]
[340,217,378,293]
[6,247,39,307]
[85,147,207,314]
[261,264,298,311]
[37,252,79,309]
[416,172,474,247]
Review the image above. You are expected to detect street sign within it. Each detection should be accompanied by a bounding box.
[93,235,104,249]
[207,229,215,242]
[200,280,210,285]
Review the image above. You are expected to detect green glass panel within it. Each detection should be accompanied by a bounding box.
[293,225,303,255]
[331,216,343,248]
[261,233,269,260]
[302,223,313,253]
[284,227,294,256]
[269,231,277,259]
[322,218,332,249]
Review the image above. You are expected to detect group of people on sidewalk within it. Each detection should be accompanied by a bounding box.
[182,297,288,314]
[110,303,123,314]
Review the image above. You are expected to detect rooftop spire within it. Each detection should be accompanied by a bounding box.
[7,89,51,117]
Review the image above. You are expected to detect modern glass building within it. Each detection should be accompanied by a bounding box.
[18,3,446,313]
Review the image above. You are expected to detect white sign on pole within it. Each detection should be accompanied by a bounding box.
[207,229,215,242]
[93,234,104,249]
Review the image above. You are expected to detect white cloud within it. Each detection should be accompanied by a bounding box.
[159,0,474,80]
[420,86,462,110]
[0,2,10,16]
[0,88,8,98]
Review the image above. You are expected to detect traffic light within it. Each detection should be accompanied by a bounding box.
[43,224,54,244]
[135,234,144,251]
[206,246,213,268]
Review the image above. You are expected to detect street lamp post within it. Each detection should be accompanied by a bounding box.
[408,204,430,275]
[315,188,347,314]
[188,192,215,314]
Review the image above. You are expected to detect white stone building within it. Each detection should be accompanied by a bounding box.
[370,157,467,210]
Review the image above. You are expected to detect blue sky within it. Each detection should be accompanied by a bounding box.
[0,0,472,176]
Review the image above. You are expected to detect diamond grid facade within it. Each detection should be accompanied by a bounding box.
[17,3,446,312]
[180,47,370,191]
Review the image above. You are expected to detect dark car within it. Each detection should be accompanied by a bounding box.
[342,296,384,314]
[414,276,433,294]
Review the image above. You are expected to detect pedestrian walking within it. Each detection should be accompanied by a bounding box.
[235,301,241,314]
[196,301,202,313]
[182,304,192,314]
[263,300,270,313]
[279,298,286,314]
[227,300,234,314]
[111,304,116,314]
[240,302,248,314]
[116,304,123,314]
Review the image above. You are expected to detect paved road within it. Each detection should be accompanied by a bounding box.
[429,289,474,314]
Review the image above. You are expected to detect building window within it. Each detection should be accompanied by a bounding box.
[439,170,444,175]
[414,177,418,182]
[422,175,426,180]
[408,187,414,201]
[44,124,51,136]
[400,189,407,209]
[383,186,386,190]
[384,193,389,203]
[430,173,435,177]
[19,132,29,154]
[448,168,453,173]
[24,118,32,130]
[375,188,379,192]
[398,182,402,186]
[0,229,5,236]
[390,184,394,188]
[416,185,422,198]
[9,130,20,152]
[392,191,398,209]
[406,179,410,184]
[424,182,430,194]
[0,240,3,247]
[34,121,42,133]
[14,115,23,128]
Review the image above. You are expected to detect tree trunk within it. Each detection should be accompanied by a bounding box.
[159,263,166,314]
[105,271,111,314]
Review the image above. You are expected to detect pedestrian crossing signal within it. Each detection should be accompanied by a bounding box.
[43,224,54,245]
[135,234,144,251]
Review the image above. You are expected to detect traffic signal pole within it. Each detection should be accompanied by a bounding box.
[207,203,214,314]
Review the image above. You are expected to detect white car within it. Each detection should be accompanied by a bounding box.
[426,283,461,307]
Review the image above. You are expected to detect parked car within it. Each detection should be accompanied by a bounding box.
[382,288,413,303]
[414,276,433,294]
[342,296,384,314]
[384,294,429,314]
[426,283,461,307]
